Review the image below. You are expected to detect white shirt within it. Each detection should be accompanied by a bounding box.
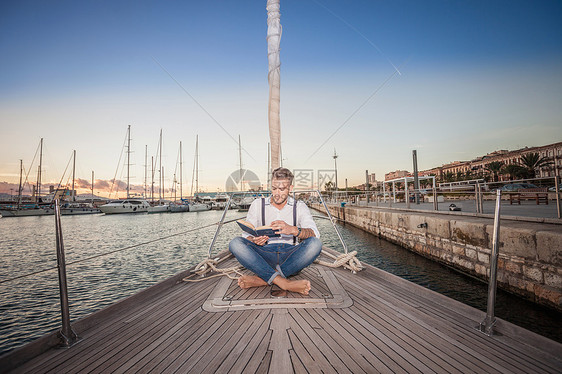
[243,196,320,244]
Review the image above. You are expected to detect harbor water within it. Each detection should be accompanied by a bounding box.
[1,209,561,356]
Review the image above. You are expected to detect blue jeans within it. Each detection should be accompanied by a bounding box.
[229,237,322,284]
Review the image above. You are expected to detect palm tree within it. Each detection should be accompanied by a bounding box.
[520,152,553,178]
[502,164,528,180]
[485,161,504,182]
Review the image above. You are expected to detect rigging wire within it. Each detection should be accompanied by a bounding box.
[310,0,401,75]
[305,59,408,163]
[151,56,256,163]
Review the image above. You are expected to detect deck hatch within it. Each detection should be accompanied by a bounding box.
[203,265,352,312]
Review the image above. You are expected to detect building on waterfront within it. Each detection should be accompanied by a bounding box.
[423,141,562,182]
[385,170,409,181]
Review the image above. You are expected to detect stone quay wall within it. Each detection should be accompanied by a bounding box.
[312,204,562,311]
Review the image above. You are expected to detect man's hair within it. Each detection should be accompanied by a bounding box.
[271,167,294,184]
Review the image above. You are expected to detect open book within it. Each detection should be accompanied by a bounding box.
[237,220,280,237]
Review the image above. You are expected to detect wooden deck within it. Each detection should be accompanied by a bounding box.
[3,249,561,373]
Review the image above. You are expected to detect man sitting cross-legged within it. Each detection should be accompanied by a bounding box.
[229,167,322,295]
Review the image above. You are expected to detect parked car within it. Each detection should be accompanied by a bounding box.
[499,183,538,192]
[548,185,562,192]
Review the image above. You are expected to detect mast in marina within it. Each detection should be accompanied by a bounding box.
[159,129,163,201]
[17,159,23,209]
[195,135,199,198]
[91,170,94,204]
[151,156,155,202]
[179,141,183,201]
[72,150,76,201]
[126,125,131,199]
[144,145,148,198]
[189,135,200,199]
[36,138,43,202]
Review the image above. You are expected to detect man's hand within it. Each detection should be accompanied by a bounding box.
[249,235,269,246]
[270,220,298,236]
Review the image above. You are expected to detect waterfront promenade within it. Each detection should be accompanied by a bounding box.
[352,198,561,221]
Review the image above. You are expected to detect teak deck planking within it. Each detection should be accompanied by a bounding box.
[2,248,561,374]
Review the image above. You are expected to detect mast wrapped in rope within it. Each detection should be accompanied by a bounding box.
[267,0,282,170]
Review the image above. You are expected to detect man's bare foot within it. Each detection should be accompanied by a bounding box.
[238,275,267,289]
[273,277,311,295]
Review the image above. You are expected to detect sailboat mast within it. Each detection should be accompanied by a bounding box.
[173,172,177,201]
[179,141,183,200]
[17,159,23,208]
[195,135,199,197]
[267,0,282,170]
[151,156,155,202]
[37,138,43,202]
[144,145,148,198]
[71,150,76,201]
[126,125,131,198]
[159,129,162,200]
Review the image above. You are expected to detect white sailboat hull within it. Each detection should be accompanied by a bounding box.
[0,208,54,217]
[99,200,150,214]
[188,203,211,212]
[61,207,101,215]
[148,204,170,214]
[170,204,190,213]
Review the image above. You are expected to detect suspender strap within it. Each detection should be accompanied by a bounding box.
[261,198,266,226]
[293,199,297,244]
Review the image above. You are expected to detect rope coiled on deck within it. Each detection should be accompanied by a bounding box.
[182,255,244,282]
[315,250,363,273]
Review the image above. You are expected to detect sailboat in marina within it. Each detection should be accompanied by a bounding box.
[186,135,211,212]
[99,126,150,214]
[148,129,171,213]
[0,148,54,218]
[170,140,190,212]
[0,139,55,217]
[0,139,100,217]
[57,150,101,215]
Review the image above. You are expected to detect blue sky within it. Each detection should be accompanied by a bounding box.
[1,0,561,195]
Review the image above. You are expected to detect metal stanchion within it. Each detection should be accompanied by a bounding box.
[54,199,78,347]
[479,184,484,214]
[406,188,410,209]
[554,177,560,218]
[318,190,349,254]
[475,184,480,213]
[478,190,502,336]
[206,195,234,259]
[433,187,438,211]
